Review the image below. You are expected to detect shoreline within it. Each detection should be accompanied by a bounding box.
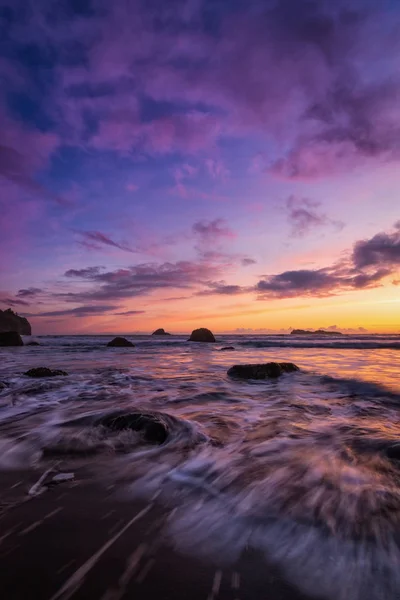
[0,468,311,600]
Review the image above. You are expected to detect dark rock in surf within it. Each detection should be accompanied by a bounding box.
[98,411,168,444]
[0,308,31,335]
[386,444,400,460]
[0,381,8,391]
[24,367,68,378]
[228,362,299,380]
[152,328,171,336]
[220,346,235,351]
[107,337,135,347]
[26,341,40,346]
[0,331,24,346]
[188,328,216,343]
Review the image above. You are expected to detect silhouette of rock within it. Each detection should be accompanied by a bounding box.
[291,329,343,336]
[152,328,171,336]
[26,341,40,346]
[220,346,235,351]
[107,337,135,347]
[97,411,168,444]
[0,331,24,346]
[188,328,216,343]
[228,362,299,379]
[0,308,31,335]
[24,367,68,378]
[386,444,400,460]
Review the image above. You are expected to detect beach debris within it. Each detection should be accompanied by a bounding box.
[227,362,300,379]
[188,328,216,342]
[28,466,57,496]
[107,337,135,347]
[24,367,68,378]
[52,472,75,483]
[0,331,23,346]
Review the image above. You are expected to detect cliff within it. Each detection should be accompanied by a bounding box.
[0,308,31,335]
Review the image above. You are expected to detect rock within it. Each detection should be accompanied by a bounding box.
[227,362,299,379]
[26,341,40,346]
[152,328,171,336]
[386,444,400,460]
[0,331,24,346]
[107,337,135,347]
[291,329,343,336]
[24,367,68,378]
[220,346,235,351]
[0,381,8,391]
[0,308,31,335]
[98,411,168,444]
[188,328,216,343]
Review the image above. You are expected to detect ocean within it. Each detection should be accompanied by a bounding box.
[0,333,399,600]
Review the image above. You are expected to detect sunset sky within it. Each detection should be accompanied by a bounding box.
[0,0,399,334]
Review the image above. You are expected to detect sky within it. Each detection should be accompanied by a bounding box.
[0,0,399,335]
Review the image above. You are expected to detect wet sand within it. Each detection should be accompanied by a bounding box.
[0,468,313,600]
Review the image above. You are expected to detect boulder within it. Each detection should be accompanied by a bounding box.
[97,411,168,444]
[152,328,171,336]
[386,444,400,460]
[220,346,235,351]
[24,367,68,378]
[188,328,216,343]
[0,331,24,346]
[228,362,299,380]
[107,337,135,347]
[0,308,31,335]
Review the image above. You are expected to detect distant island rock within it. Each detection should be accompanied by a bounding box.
[107,336,135,347]
[290,329,343,336]
[228,362,299,380]
[24,367,68,378]
[0,308,31,335]
[188,328,216,343]
[152,328,171,336]
[0,331,24,346]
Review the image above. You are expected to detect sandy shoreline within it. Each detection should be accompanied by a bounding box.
[0,467,313,600]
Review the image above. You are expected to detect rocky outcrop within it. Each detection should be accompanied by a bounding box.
[107,336,135,347]
[152,328,171,336]
[24,367,68,378]
[0,309,31,335]
[26,341,40,346]
[188,328,216,343]
[97,411,168,444]
[291,329,343,336]
[0,331,24,346]
[220,346,235,351]
[228,362,299,379]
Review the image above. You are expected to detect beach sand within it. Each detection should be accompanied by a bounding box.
[0,468,312,600]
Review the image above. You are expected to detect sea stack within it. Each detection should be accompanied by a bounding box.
[107,337,135,347]
[188,328,216,343]
[0,331,24,346]
[0,309,31,335]
[152,328,171,336]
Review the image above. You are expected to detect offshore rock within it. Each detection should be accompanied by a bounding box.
[152,328,171,335]
[25,367,68,378]
[188,328,216,343]
[228,362,300,379]
[107,337,135,347]
[0,331,24,346]
[0,308,31,335]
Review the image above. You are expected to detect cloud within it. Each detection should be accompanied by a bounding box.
[0,297,31,307]
[31,305,118,317]
[256,222,400,298]
[193,219,235,242]
[16,287,43,297]
[241,258,257,266]
[113,310,145,316]
[197,281,249,296]
[75,231,135,253]
[60,260,222,302]
[352,224,400,269]
[284,196,344,236]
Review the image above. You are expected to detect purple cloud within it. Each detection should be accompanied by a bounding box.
[113,310,146,316]
[17,287,43,297]
[31,305,118,318]
[353,223,400,269]
[192,219,235,242]
[284,196,344,236]
[241,257,257,266]
[75,231,135,253]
